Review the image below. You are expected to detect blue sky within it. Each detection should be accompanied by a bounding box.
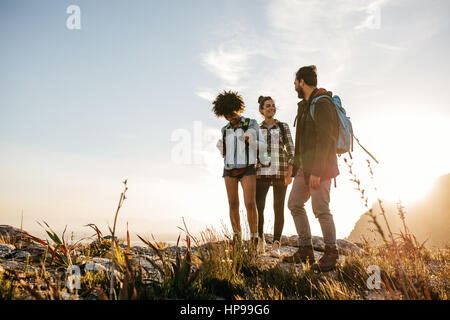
[1,0,449,242]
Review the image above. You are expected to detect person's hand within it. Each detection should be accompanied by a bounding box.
[309,175,321,189]
[285,165,293,186]
[243,133,251,143]
[216,139,224,155]
[284,175,292,186]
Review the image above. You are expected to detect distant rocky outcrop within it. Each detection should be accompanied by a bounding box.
[347,174,450,248]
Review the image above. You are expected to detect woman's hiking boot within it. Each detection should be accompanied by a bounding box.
[282,245,315,264]
[312,246,339,272]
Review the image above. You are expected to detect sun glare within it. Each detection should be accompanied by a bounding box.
[377,169,435,205]
[362,113,449,206]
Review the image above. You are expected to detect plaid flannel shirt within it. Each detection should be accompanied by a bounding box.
[256,120,295,180]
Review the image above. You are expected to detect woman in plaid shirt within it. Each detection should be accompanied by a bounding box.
[256,96,295,256]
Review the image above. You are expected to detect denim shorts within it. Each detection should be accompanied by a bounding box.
[223,165,256,180]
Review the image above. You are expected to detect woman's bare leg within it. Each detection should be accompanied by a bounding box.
[224,177,241,234]
[240,175,258,235]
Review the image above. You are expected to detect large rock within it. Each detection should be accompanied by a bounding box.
[265,234,327,251]
[20,245,47,257]
[0,244,15,258]
[85,261,108,272]
[0,260,37,273]
[84,257,123,279]
[336,239,364,255]
[14,251,32,260]
[84,257,111,271]
[0,225,33,247]
[1,244,49,261]
[131,255,164,281]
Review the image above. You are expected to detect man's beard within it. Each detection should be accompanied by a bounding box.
[296,86,305,99]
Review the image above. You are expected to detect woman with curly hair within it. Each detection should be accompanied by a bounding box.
[213,90,269,246]
[255,96,295,256]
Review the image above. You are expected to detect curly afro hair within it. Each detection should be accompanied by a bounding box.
[211,90,245,118]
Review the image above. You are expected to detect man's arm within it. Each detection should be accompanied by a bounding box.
[292,102,305,170]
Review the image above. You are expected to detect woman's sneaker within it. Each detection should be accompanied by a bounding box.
[257,237,266,254]
[270,240,281,257]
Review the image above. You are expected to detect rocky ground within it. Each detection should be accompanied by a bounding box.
[0,224,367,299]
[1,224,363,274]
[3,224,445,300]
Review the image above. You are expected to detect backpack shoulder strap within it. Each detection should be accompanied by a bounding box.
[293,103,302,127]
[277,121,287,144]
[277,121,291,159]
[277,120,286,135]
[242,117,251,166]
[222,127,227,158]
[309,95,334,120]
[242,117,250,132]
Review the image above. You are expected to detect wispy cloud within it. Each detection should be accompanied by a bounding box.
[198,0,373,94]
[196,0,373,114]
[194,89,216,102]
[354,0,391,30]
[196,22,273,102]
[201,44,251,85]
[197,0,447,111]
[369,41,406,52]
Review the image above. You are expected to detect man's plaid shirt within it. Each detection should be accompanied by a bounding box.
[256,119,295,180]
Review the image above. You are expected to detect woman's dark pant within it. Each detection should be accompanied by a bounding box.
[256,181,287,242]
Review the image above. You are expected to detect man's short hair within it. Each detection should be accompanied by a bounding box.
[296,65,317,86]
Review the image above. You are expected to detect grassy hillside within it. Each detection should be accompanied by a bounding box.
[0,223,448,300]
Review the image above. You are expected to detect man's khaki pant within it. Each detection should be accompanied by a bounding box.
[288,169,337,248]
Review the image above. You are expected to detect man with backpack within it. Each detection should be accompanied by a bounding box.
[283,65,340,272]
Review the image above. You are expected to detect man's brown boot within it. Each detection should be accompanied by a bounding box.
[282,245,315,264]
[313,246,339,272]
